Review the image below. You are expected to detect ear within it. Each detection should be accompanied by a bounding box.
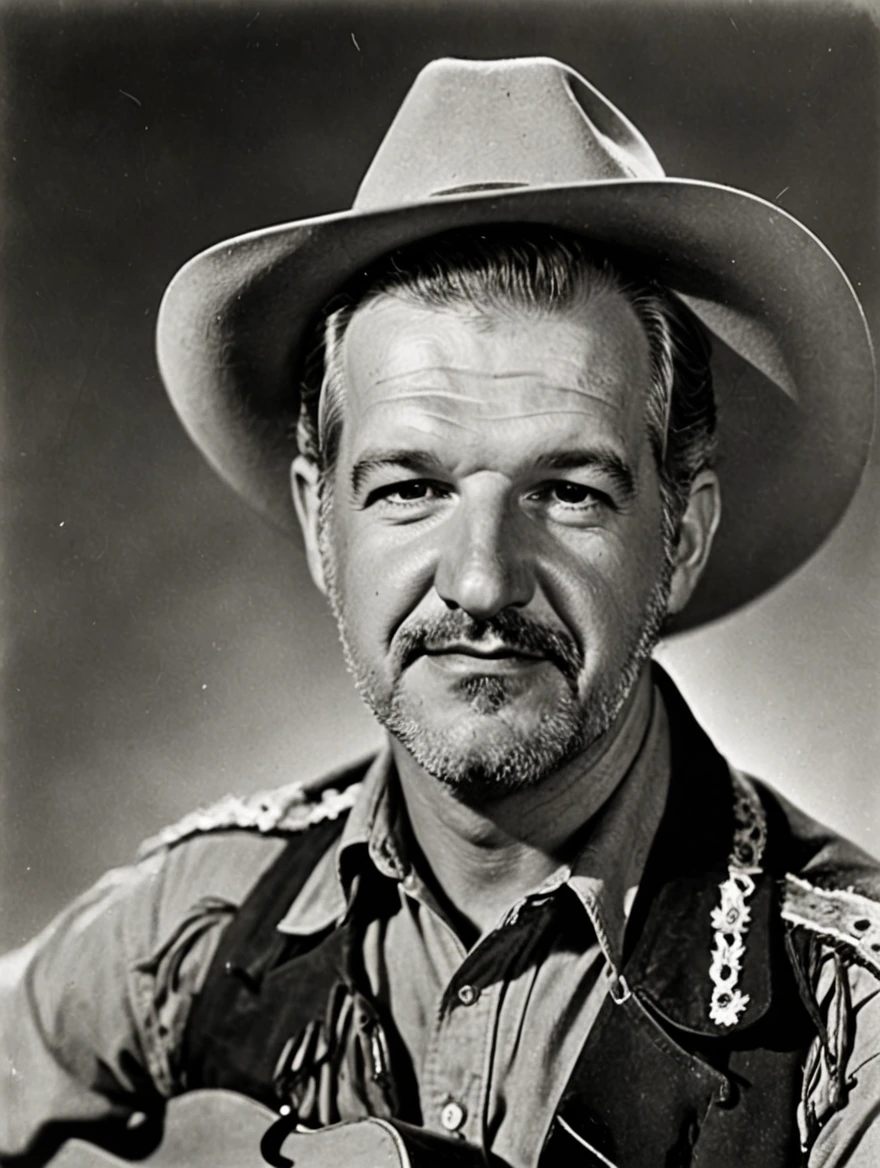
[291,455,328,595]
[665,470,722,616]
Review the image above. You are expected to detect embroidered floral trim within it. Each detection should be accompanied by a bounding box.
[138,781,363,857]
[708,771,767,1027]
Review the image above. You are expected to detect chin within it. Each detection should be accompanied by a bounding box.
[382,684,606,802]
[338,597,665,798]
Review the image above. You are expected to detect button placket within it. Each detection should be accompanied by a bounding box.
[420,889,554,1146]
[422,970,497,1145]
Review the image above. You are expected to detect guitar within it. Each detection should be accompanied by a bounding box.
[52,1091,485,1168]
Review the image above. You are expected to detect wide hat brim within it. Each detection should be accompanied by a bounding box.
[156,177,875,633]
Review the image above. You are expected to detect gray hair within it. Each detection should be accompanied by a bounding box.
[296,226,716,549]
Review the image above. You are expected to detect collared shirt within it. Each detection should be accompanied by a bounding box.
[1,685,879,1166]
[276,687,670,1164]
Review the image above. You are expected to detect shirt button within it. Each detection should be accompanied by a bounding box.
[440,1100,466,1132]
[457,984,479,1006]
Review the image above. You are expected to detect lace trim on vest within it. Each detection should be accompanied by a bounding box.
[138,781,363,858]
[708,770,767,1026]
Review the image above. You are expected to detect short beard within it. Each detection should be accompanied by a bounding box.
[318,485,673,803]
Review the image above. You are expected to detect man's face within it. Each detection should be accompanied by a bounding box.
[303,290,677,799]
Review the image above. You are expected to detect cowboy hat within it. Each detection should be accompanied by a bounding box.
[156,56,875,632]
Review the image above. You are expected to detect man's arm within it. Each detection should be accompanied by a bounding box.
[805,954,880,1167]
[0,832,287,1163]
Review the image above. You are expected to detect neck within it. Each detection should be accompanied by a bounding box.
[390,667,655,943]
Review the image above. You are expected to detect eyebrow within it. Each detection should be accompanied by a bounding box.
[350,446,636,502]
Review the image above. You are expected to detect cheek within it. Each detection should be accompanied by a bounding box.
[545,528,666,649]
[329,514,437,645]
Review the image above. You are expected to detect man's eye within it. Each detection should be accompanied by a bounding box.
[394,481,433,501]
[553,482,592,505]
[544,481,606,508]
[369,479,449,506]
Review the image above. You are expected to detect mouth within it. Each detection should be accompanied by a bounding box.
[420,643,547,675]
[425,642,542,660]
[394,615,582,690]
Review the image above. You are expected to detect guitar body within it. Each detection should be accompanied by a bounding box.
[52,1091,484,1168]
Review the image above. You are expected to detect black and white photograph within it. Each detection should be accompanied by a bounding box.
[2,1,879,1165]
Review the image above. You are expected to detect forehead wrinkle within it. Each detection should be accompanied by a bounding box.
[390,408,625,426]
[373,362,591,388]
[357,388,623,416]
[395,412,475,433]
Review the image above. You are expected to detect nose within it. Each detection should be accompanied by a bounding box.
[434,490,535,619]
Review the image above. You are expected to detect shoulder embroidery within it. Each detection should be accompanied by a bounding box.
[137,780,363,859]
[782,873,880,978]
[708,769,768,1027]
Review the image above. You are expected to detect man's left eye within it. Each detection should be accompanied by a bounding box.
[552,482,593,505]
[540,481,605,508]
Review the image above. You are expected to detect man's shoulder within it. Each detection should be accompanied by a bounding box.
[749,773,880,977]
[138,754,374,860]
[781,872,880,979]
[742,775,880,1152]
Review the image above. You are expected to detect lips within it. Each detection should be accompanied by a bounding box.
[418,644,548,676]
[422,640,545,662]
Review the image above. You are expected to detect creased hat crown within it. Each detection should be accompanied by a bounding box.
[355,56,664,211]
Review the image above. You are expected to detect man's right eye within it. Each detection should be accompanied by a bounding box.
[368,480,450,506]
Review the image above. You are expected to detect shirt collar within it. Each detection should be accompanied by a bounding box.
[564,688,670,970]
[277,686,671,963]
[275,745,399,935]
[462,687,670,971]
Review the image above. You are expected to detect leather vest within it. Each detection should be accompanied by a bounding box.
[181,681,844,1167]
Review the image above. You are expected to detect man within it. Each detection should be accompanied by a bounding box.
[1,55,878,1168]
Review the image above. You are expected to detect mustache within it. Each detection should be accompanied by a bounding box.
[393,610,583,684]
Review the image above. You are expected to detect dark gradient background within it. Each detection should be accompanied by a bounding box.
[2,0,879,951]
